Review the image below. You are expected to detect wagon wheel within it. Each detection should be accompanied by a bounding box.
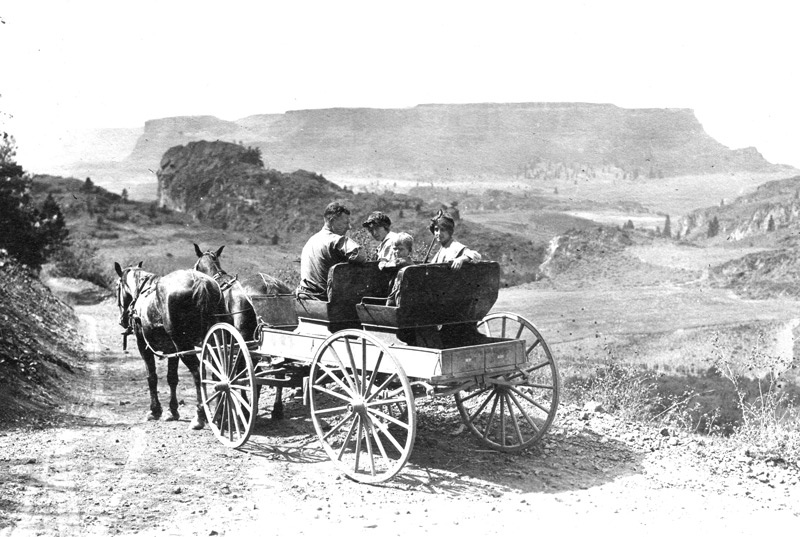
[200,323,258,448]
[454,312,560,452]
[309,329,417,484]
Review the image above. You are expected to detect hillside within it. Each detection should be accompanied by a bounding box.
[130,104,783,182]
[156,140,547,284]
[677,175,800,241]
[0,259,84,425]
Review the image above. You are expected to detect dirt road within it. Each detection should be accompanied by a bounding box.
[1,299,798,536]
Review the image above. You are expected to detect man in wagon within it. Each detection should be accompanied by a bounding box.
[428,211,482,269]
[361,210,401,269]
[296,201,366,301]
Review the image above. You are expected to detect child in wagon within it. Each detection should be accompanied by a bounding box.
[428,211,482,269]
[384,232,415,306]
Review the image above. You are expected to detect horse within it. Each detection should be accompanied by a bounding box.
[192,244,298,419]
[114,261,229,430]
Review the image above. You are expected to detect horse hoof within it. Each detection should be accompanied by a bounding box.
[165,413,180,422]
[147,413,161,421]
[189,419,205,431]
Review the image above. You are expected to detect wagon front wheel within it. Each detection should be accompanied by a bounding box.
[309,330,417,483]
[200,323,257,448]
[454,312,560,452]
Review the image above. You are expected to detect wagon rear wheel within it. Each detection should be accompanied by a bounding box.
[454,313,560,452]
[309,330,417,483]
[200,323,257,448]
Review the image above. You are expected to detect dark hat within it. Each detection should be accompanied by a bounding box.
[362,211,391,229]
[429,210,455,234]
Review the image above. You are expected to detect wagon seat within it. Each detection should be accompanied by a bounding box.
[356,261,500,348]
[294,262,394,334]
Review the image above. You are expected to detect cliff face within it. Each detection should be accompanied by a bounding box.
[130,103,780,179]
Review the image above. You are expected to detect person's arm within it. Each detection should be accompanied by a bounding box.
[450,247,481,270]
[337,236,366,263]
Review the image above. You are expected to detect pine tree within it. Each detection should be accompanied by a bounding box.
[663,215,672,238]
[707,216,720,238]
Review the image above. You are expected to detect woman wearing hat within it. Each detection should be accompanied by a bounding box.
[428,211,481,270]
[362,211,401,269]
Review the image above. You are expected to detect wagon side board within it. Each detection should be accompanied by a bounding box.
[254,328,527,384]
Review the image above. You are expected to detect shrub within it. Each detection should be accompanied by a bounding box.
[0,136,69,269]
[52,239,112,288]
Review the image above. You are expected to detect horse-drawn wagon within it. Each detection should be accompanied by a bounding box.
[197,260,560,483]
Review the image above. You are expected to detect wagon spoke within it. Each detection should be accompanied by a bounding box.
[203,348,225,380]
[365,373,399,404]
[317,363,355,395]
[504,393,525,445]
[202,388,222,408]
[459,385,492,405]
[353,415,363,471]
[212,331,226,370]
[313,384,353,404]
[228,394,242,441]
[481,393,500,440]
[498,392,507,446]
[343,337,361,394]
[327,346,358,393]
[482,322,493,338]
[228,365,249,385]
[323,411,356,442]
[365,414,390,463]
[367,407,410,430]
[313,404,351,416]
[368,414,406,453]
[226,395,236,442]
[362,416,377,476]
[361,339,369,396]
[464,390,495,425]
[501,316,507,338]
[508,386,550,414]
[514,323,525,340]
[229,387,253,418]
[366,397,407,408]
[526,339,541,356]
[335,414,359,460]
[364,351,384,399]
[507,390,541,433]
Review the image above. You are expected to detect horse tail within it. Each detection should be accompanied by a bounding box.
[258,273,293,295]
[192,273,222,335]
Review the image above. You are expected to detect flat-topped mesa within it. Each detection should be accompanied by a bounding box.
[129,103,781,179]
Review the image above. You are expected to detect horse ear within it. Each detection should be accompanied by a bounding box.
[114,262,123,277]
[216,246,225,258]
[137,261,143,268]
[194,243,203,257]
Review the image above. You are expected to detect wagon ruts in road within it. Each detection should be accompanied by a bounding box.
[198,261,561,483]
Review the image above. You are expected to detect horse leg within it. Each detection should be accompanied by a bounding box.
[165,356,181,421]
[181,353,206,431]
[138,340,162,421]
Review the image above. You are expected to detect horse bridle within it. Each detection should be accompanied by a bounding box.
[194,250,237,292]
[116,268,152,330]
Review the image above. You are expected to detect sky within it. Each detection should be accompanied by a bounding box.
[2,0,799,170]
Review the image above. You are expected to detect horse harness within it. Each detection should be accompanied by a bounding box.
[119,271,192,360]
